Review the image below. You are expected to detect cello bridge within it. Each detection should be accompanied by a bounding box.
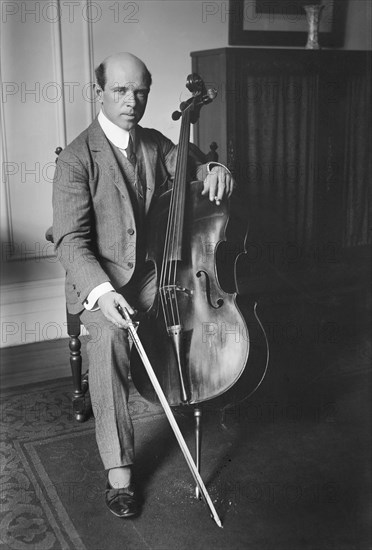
[161,284,193,297]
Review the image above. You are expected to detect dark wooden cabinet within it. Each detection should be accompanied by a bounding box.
[191,48,370,272]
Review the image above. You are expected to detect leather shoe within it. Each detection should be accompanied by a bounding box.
[105,479,140,518]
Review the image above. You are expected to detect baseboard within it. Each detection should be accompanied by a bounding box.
[0,277,68,348]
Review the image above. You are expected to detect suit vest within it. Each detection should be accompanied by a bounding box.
[109,141,147,267]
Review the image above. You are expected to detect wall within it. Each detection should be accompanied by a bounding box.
[0,0,229,347]
[1,0,371,347]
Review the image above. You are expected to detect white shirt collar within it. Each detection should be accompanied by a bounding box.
[98,109,131,151]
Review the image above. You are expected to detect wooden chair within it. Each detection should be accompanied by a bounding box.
[46,143,219,422]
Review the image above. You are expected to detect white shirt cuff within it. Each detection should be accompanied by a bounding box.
[206,162,231,175]
[84,282,115,311]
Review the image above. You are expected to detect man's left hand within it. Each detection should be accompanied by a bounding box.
[201,166,235,205]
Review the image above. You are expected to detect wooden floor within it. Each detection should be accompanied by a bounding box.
[2,298,371,549]
[0,337,88,389]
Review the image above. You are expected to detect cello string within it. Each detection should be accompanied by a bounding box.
[159,100,193,329]
[170,106,190,326]
[160,110,182,326]
[169,104,191,325]
[167,112,183,327]
[171,105,190,278]
[168,111,185,326]
[175,114,190,325]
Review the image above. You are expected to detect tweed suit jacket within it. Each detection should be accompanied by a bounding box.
[52,117,208,314]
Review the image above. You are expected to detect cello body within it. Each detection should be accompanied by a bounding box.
[131,179,269,408]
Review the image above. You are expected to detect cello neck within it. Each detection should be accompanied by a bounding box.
[163,104,191,263]
[162,73,215,266]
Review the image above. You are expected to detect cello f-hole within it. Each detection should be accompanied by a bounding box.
[196,270,224,309]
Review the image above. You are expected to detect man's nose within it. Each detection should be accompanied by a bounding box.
[124,90,136,106]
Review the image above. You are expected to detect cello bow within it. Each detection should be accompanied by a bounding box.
[118,305,223,528]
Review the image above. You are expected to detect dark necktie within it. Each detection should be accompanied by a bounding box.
[126,134,146,205]
[126,134,137,167]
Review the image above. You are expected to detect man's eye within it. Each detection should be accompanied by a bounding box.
[113,88,147,98]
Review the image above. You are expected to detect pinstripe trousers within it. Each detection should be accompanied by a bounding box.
[80,264,156,470]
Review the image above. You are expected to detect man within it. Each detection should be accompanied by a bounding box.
[53,52,234,518]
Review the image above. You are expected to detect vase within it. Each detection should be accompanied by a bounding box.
[303,4,325,50]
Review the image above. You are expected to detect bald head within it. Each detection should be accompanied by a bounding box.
[95,52,152,91]
[94,52,152,131]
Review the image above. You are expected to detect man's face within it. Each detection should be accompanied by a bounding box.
[97,58,150,131]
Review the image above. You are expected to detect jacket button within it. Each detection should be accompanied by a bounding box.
[77,291,80,297]
[128,262,134,269]
[127,228,135,235]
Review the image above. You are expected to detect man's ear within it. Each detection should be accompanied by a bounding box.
[94,83,103,103]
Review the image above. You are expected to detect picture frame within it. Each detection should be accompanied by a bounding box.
[228,0,348,47]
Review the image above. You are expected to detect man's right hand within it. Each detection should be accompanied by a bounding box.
[98,291,134,329]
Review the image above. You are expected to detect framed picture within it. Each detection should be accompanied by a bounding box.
[229,0,348,47]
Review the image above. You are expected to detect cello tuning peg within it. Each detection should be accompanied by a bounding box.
[207,88,217,100]
[172,110,182,121]
[202,89,218,105]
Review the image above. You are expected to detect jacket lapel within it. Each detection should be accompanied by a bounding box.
[87,118,161,215]
[87,118,132,203]
[137,127,157,213]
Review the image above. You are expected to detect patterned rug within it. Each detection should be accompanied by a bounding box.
[1,367,371,550]
[0,379,164,549]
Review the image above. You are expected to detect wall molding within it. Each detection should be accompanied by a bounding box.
[0,60,13,245]
[0,277,74,348]
[85,0,96,122]
[51,0,67,149]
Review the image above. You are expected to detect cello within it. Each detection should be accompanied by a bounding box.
[131,73,269,410]
[128,75,269,519]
